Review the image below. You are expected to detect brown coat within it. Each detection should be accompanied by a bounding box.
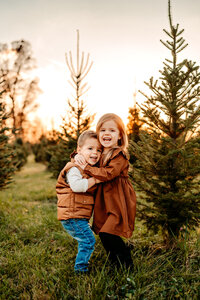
[56,162,96,221]
[84,148,136,238]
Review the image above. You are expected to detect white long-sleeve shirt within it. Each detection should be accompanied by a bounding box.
[66,167,88,193]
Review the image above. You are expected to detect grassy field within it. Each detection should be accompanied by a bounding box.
[0,156,199,299]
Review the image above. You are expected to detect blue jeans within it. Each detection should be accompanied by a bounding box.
[61,219,96,272]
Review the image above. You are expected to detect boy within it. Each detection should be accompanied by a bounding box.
[56,130,102,273]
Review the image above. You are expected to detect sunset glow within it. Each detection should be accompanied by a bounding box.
[1,0,200,131]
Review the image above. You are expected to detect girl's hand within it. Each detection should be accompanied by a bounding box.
[75,154,87,165]
[75,154,87,169]
[95,178,102,184]
[77,162,87,170]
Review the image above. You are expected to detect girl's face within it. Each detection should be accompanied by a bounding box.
[99,120,120,151]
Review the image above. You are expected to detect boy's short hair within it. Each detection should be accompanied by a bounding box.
[77,130,98,148]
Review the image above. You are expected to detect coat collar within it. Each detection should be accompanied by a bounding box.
[110,147,128,160]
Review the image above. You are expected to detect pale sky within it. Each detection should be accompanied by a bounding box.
[1,0,200,130]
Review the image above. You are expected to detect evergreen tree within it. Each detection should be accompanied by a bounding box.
[127,91,143,164]
[64,29,95,138]
[32,133,57,164]
[0,85,14,189]
[130,0,200,245]
[49,30,95,178]
[11,137,29,170]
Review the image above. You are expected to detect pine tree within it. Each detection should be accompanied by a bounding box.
[49,30,95,178]
[64,29,95,138]
[0,83,14,189]
[130,0,200,245]
[127,90,143,164]
[127,91,143,141]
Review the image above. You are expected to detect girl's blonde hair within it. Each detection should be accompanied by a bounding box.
[96,113,128,165]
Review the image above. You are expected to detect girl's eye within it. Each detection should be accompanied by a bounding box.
[97,149,102,153]
[88,147,92,150]
[100,129,105,132]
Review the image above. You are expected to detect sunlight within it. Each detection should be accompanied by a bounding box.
[33,60,158,132]
[34,64,68,131]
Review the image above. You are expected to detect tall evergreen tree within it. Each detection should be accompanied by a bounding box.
[0,84,14,189]
[130,0,200,245]
[48,30,95,178]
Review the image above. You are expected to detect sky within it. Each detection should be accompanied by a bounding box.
[1,0,200,130]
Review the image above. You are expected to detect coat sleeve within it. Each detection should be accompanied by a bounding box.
[84,154,128,181]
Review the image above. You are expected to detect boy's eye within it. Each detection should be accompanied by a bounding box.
[88,147,92,150]
[97,149,102,153]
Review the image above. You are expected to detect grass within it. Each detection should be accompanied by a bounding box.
[0,155,199,299]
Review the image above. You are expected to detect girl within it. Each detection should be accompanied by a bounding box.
[75,113,136,268]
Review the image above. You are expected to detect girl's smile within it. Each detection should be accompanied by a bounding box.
[99,120,120,150]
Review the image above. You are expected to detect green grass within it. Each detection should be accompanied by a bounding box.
[0,155,199,299]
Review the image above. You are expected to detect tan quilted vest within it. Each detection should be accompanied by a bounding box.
[56,162,96,220]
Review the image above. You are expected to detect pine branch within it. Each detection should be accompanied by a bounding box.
[163,29,173,39]
[176,28,185,37]
[176,44,188,53]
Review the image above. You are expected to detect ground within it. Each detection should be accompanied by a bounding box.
[0,156,199,299]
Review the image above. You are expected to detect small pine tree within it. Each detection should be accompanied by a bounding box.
[32,132,58,164]
[11,137,29,170]
[64,29,95,139]
[130,0,200,245]
[49,30,95,178]
[127,91,143,164]
[0,87,14,189]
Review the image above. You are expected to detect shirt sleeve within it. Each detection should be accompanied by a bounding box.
[66,167,88,193]
[84,154,127,181]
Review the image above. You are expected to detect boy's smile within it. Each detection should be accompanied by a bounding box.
[77,138,102,165]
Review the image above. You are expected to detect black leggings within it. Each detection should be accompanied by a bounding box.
[99,232,133,268]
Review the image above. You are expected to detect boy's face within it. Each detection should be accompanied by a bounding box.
[77,138,102,165]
